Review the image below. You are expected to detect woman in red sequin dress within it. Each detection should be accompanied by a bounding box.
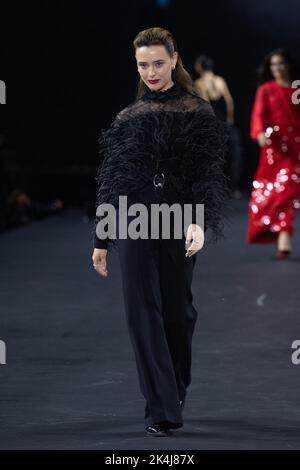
[247,49,300,258]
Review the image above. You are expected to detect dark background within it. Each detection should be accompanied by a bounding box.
[1,0,300,208]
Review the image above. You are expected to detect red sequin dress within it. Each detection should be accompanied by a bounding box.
[247,80,300,243]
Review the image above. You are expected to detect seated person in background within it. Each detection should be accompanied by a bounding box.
[6,189,63,229]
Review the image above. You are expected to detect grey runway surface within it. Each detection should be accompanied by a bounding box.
[1,199,300,450]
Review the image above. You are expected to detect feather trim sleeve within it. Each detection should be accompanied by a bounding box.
[188,102,230,240]
[93,107,153,250]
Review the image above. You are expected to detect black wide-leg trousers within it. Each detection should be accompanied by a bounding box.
[116,186,198,427]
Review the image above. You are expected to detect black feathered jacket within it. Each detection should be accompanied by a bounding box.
[94,82,228,250]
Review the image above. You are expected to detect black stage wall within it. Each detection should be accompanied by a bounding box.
[1,0,299,204]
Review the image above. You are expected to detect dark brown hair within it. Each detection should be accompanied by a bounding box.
[133,27,194,98]
[257,48,299,86]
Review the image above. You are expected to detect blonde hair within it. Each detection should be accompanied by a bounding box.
[133,27,194,98]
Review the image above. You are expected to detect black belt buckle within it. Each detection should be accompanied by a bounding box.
[153,173,165,188]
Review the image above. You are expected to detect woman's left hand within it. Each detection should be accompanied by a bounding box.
[185,224,204,257]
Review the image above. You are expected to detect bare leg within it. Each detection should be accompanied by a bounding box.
[277,231,291,252]
[277,231,292,259]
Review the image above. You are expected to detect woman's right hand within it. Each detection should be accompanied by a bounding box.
[257,131,266,148]
[92,248,108,277]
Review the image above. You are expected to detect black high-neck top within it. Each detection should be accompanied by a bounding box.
[141,82,184,102]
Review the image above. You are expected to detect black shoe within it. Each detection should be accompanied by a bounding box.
[145,424,172,437]
[160,420,183,431]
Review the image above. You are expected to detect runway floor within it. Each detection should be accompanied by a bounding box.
[1,198,300,450]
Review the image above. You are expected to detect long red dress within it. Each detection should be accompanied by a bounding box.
[247,80,300,243]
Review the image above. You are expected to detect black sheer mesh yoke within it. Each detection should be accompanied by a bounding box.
[116,82,214,121]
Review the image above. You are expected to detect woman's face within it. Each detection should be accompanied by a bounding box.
[270,54,290,81]
[135,45,177,92]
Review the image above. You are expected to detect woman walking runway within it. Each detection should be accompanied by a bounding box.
[92,27,228,436]
[247,49,300,258]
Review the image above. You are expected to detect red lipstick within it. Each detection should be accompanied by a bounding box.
[148,79,160,84]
